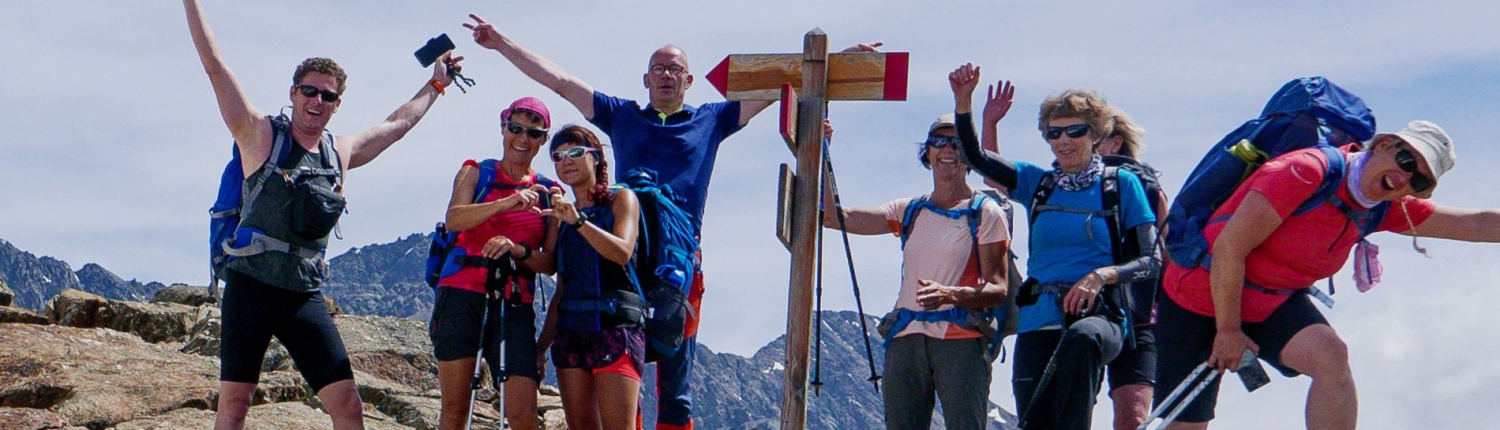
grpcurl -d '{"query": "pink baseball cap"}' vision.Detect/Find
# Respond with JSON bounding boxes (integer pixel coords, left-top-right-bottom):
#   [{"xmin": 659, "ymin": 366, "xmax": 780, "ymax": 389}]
[{"xmin": 500, "ymin": 96, "xmax": 551, "ymax": 129}]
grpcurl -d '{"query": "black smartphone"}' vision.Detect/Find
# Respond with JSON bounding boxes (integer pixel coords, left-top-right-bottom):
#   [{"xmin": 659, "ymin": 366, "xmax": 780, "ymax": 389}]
[
  {"xmin": 1235, "ymin": 349, "xmax": 1271, "ymax": 392},
  {"xmin": 415, "ymin": 34, "xmax": 456, "ymax": 68}
]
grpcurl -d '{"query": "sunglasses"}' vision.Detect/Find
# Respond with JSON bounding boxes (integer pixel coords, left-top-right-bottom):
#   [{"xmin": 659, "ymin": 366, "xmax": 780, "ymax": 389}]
[
  {"xmin": 1043, "ymin": 124, "xmax": 1091, "ymax": 140},
  {"xmin": 294, "ymin": 84, "xmax": 340, "ymax": 103},
  {"xmin": 505, "ymin": 121, "xmax": 549, "ymax": 140},
  {"xmin": 925, "ymin": 135, "xmax": 959, "ymax": 148},
  {"xmin": 550, "ymin": 146, "xmax": 599, "ymax": 163},
  {"xmin": 648, "ymin": 64, "xmax": 687, "ymax": 76},
  {"xmin": 1394, "ymin": 148, "xmax": 1433, "ymax": 193}
]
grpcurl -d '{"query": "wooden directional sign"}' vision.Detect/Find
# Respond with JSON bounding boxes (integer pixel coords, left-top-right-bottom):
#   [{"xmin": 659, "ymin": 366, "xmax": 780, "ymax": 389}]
[{"xmin": 706, "ymin": 52, "xmax": 909, "ymax": 101}]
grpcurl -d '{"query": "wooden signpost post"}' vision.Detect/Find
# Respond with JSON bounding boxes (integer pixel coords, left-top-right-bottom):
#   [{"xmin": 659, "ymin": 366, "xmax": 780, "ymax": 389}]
[{"xmin": 706, "ymin": 29, "xmax": 907, "ymax": 430}]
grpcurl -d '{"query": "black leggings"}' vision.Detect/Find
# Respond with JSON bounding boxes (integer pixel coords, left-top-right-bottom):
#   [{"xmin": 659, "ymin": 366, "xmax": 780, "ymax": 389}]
[{"xmin": 219, "ymin": 269, "xmax": 353, "ymax": 392}]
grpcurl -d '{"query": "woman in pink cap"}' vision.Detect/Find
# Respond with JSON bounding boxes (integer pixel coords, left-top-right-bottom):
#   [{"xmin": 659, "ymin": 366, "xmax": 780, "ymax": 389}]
[{"xmin": 431, "ymin": 97, "xmax": 557, "ymax": 430}]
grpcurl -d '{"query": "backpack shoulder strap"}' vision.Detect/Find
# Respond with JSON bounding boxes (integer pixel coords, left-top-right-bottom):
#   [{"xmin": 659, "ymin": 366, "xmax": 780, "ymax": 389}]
[
  {"xmin": 899, "ymin": 194, "xmax": 929, "ymax": 250},
  {"xmin": 1101, "ymin": 166, "xmax": 1125, "ymax": 264},
  {"xmin": 967, "ymin": 192, "xmax": 990, "ymax": 277},
  {"xmin": 1293, "ymin": 147, "xmax": 1348, "ymax": 216},
  {"xmin": 1029, "ymin": 172, "xmax": 1058, "ymax": 229},
  {"xmin": 474, "ymin": 159, "xmax": 501, "ymax": 203},
  {"xmin": 318, "ymin": 130, "xmax": 343, "ymax": 189}
]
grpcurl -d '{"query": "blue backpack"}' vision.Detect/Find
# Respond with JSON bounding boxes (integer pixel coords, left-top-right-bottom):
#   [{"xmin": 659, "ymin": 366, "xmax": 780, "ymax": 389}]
[
  {"xmin": 423, "ymin": 160, "xmax": 556, "ymax": 290},
  {"xmin": 1164, "ymin": 76, "xmax": 1387, "ymax": 302},
  {"xmin": 880, "ymin": 192, "xmax": 1016, "ymax": 362},
  {"xmin": 209, "ymin": 114, "xmax": 340, "ymax": 295},
  {"xmin": 616, "ymin": 167, "xmax": 702, "ymax": 363}
]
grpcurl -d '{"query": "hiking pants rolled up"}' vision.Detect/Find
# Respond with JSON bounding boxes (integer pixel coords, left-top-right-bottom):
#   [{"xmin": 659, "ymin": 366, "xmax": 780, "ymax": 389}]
[
  {"xmin": 1012, "ymin": 315, "xmax": 1123, "ymax": 430},
  {"xmin": 882, "ymin": 335, "xmax": 992, "ymax": 430}
]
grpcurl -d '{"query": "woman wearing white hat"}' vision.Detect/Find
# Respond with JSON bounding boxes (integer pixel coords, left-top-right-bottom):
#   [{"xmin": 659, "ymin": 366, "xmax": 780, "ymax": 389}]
[{"xmin": 1154, "ymin": 119, "xmax": 1500, "ymax": 429}]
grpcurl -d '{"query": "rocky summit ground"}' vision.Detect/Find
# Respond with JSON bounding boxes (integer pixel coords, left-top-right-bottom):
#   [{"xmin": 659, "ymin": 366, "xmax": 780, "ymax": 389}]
[{"xmin": 0, "ymin": 286, "xmax": 562, "ymax": 430}]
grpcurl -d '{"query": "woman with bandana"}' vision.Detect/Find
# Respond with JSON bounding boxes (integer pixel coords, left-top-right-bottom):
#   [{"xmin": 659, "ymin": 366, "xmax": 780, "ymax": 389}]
[{"xmin": 948, "ymin": 63, "xmax": 1160, "ymax": 430}]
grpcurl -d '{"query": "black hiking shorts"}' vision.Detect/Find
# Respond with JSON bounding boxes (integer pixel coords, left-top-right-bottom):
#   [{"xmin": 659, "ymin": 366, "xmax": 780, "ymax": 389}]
[
  {"xmin": 219, "ymin": 269, "xmax": 353, "ymax": 393},
  {"xmin": 430, "ymin": 286, "xmax": 539, "ymax": 384}
]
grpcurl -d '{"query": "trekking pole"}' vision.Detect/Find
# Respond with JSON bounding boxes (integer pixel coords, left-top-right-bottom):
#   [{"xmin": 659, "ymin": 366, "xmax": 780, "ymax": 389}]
[
  {"xmin": 1137, "ymin": 362, "xmax": 1217, "ymax": 430},
  {"xmin": 821, "ymin": 134, "xmax": 882, "ymax": 393},
  {"xmin": 810, "ymin": 200, "xmax": 826, "ymax": 396},
  {"xmin": 466, "ymin": 258, "xmax": 513, "ymax": 430}
]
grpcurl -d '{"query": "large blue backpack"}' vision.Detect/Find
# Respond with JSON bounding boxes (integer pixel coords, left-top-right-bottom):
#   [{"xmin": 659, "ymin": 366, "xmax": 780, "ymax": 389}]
[
  {"xmin": 1164, "ymin": 76, "xmax": 1387, "ymax": 302},
  {"xmin": 881, "ymin": 192, "xmax": 1016, "ymax": 362},
  {"xmin": 209, "ymin": 114, "xmax": 340, "ymax": 296},
  {"xmin": 616, "ymin": 167, "xmax": 702, "ymax": 363},
  {"xmin": 423, "ymin": 160, "xmax": 556, "ymax": 290}
]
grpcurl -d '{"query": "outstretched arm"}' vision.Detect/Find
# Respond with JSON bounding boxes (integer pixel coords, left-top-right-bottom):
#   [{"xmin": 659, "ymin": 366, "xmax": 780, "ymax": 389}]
[
  {"xmin": 336, "ymin": 53, "xmax": 462, "ymax": 170},
  {"xmin": 1400, "ymin": 203, "xmax": 1500, "ymax": 242},
  {"xmin": 466, "ymin": 14, "xmax": 596, "ymax": 119},
  {"xmin": 182, "ymin": 0, "xmax": 271, "ymax": 169},
  {"xmin": 817, "ymin": 119, "xmax": 891, "ymax": 235},
  {"xmin": 949, "ymin": 64, "xmax": 1019, "ymax": 188}
]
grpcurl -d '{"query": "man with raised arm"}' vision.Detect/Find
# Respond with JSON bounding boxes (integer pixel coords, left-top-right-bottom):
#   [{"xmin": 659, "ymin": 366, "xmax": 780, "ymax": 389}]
[
  {"xmin": 183, "ymin": 1, "xmax": 463, "ymax": 429},
  {"xmin": 463, "ymin": 14, "xmax": 875, "ymax": 429}
]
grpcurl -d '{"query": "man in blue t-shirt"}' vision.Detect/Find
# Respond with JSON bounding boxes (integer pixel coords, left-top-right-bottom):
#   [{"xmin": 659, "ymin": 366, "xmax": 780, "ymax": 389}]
[{"xmin": 464, "ymin": 14, "xmax": 880, "ymax": 429}]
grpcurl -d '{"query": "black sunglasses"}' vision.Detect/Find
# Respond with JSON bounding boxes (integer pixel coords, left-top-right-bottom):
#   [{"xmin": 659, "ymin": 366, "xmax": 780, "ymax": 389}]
[
  {"xmin": 294, "ymin": 84, "xmax": 340, "ymax": 103},
  {"xmin": 505, "ymin": 121, "xmax": 549, "ymax": 140},
  {"xmin": 925, "ymin": 135, "xmax": 959, "ymax": 148},
  {"xmin": 1043, "ymin": 124, "xmax": 1091, "ymax": 140},
  {"xmin": 1395, "ymin": 148, "xmax": 1433, "ymax": 193},
  {"xmin": 550, "ymin": 146, "xmax": 599, "ymax": 163}
]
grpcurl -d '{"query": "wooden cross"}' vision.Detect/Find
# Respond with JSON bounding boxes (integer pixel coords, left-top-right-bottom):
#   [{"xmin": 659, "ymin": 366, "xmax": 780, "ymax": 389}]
[{"xmin": 706, "ymin": 28, "xmax": 908, "ymax": 430}]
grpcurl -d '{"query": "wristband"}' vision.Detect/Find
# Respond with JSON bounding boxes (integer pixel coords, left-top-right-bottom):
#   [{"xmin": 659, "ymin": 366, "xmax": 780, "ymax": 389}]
[
  {"xmin": 517, "ymin": 243, "xmax": 533, "ymax": 260},
  {"xmin": 569, "ymin": 218, "xmax": 585, "ymax": 229},
  {"xmin": 429, "ymin": 79, "xmax": 445, "ymax": 95}
]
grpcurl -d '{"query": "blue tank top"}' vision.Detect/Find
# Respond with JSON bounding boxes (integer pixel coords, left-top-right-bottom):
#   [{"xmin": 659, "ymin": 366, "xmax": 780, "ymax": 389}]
[{"xmin": 555, "ymin": 201, "xmax": 640, "ymax": 332}]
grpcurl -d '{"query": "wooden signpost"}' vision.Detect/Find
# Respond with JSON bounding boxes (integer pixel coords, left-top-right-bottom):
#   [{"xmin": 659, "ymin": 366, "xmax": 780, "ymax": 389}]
[{"xmin": 706, "ymin": 29, "xmax": 907, "ymax": 430}]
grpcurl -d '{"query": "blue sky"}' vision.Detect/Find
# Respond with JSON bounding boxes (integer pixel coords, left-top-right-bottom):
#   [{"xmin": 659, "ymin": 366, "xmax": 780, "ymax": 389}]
[{"xmin": 4, "ymin": 1, "xmax": 1499, "ymax": 428}]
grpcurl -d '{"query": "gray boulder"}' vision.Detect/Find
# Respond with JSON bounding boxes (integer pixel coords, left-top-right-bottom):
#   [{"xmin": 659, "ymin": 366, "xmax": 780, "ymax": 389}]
[{"xmin": 152, "ymin": 283, "xmax": 217, "ymax": 307}]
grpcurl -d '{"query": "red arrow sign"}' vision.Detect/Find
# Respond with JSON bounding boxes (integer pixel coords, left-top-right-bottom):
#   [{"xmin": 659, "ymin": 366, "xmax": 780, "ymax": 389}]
[{"xmin": 706, "ymin": 52, "xmax": 908, "ymax": 101}]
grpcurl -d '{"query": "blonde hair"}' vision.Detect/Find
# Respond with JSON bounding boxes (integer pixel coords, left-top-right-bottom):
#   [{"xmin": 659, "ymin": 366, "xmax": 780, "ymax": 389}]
[{"xmin": 1037, "ymin": 89, "xmax": 1115, "ymax": 142}]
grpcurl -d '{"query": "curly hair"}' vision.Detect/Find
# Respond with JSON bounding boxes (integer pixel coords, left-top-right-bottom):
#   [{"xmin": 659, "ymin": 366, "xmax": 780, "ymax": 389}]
[
  {"xmin": 548, "ymin": 124, "xmax": 613, "ymax": 206},
  {"xmin": 1037, "ymin": 89, "xmax": 1115, "ymax": 144},
  {"xmin": 293, "ymin": 57, "xmax": 348, "ymax": 94}
]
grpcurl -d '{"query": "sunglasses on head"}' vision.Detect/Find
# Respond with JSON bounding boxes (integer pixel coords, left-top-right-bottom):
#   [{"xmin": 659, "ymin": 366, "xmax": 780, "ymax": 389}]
[
  {"xmin": 925, "ymin": 135, "xmax": 959, "ymax": 148},
  {"xmin": 505, "ymin": 121, "xmax": 549, "ymax": 140},
  {"xmin": 551, "ymin": 146, "xmax": 599, "ymax": 163},
  {"xmin": 1043, "ymin": 124, "xmax": 1091, "ymax": 140},
  {"xmin": 1394, "ymin": 148, "xmax": 1434, "ymax": 193},
  {"xmin": 294, "ymin": 84, "xmax": 340, "ymax": 103}
]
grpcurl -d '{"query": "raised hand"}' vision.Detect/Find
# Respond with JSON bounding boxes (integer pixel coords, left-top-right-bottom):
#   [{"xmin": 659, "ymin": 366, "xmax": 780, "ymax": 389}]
[
  {"xmin": 464, "ymin": 14, "xmax": 504, "ymax": 51},
  {"xmin": 840, "ymin": 41, "xmax": 884, "ymax": 53},
  {"xmin": 948, "ymin": 63, "xmax": 981, "ymax": 97},
  {"xmin": 432, "ymin": 52, "xmax": 465, "ymax": 86},
  {"xmin": 983, "ymin": 80, "xmax": 1015, "ymax": 126}
]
